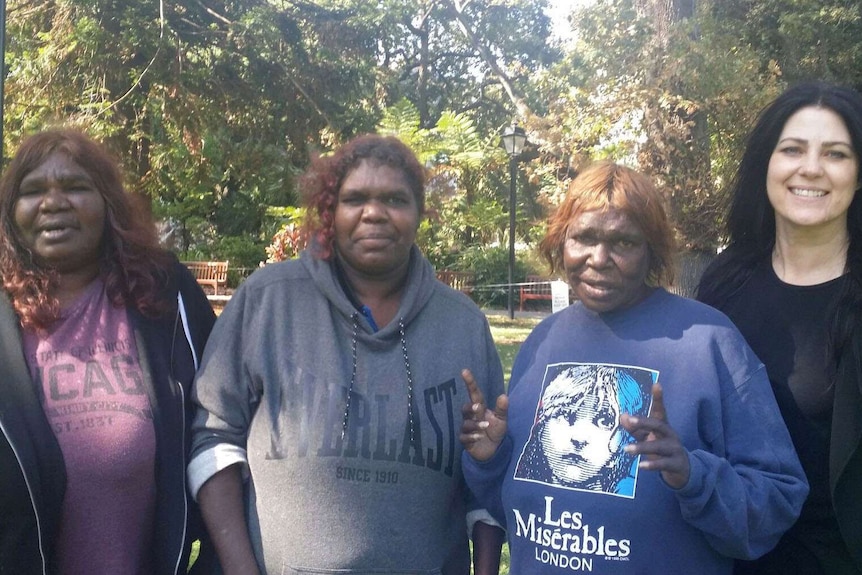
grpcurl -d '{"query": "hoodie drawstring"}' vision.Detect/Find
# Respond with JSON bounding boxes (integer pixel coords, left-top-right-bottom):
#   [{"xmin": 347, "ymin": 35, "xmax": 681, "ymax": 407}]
[{"xmin": 341, "ymin": 314, "xmax": 417, "ymax": 446}]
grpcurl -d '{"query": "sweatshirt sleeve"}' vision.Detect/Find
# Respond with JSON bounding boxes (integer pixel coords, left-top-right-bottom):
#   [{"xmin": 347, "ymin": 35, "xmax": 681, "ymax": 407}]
[
  {"xmin": 673, "ymin": 356, "xmax": 809, "ymax": 560},
  {"xmin": 187, "ymin": 283, "xmax": 261, "ymax": 499},
  {"xmin": 465, "ymin": 316, "xmax": 507, "ymax": 532},
  {"xmin": 462, "ymin": 436, "xmax": 513, "ymax": 527}
]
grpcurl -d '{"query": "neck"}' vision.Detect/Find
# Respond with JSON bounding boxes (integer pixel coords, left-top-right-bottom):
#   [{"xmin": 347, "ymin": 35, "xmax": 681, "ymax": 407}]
[
  {"xmin": 339, "ymin": 259, "xmax": 410, "ymax": 329},
  {"xmin": 772, "ymin": 222, "xmax": 849, "ymax": 285},
  {"xmin": 53, "ymin": 265, "xmax": 101, "ymax": 308}
]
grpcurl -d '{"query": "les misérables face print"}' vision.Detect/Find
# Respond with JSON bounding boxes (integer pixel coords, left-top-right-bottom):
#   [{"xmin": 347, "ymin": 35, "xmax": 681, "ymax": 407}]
[{"xmin": 514, "ymin": 363, "xmax": 657, "ymax": 498}]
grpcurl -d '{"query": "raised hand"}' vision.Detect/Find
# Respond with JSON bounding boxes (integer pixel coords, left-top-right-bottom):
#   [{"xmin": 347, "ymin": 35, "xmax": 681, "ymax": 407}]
[
  {"xmin": 459, "ymin": 368, "xmax": 509, "ymax": 462},
  {"xmin": 619, "ymin": 383, "xmax": 691, "ymax": 489}
]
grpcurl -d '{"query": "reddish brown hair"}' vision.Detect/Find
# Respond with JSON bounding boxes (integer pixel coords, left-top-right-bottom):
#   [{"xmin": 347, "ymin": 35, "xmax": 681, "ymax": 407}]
[
  {"xmin": 300, "ymin": 134, "xmax": 425, "ymax": 259},
  {"xmin": 0, "ymin": 129, "xmax": 171, "ymax": 329},
  {"xmin": 540, "ymin": 161, "xmax": 676, "ymax": 286}
]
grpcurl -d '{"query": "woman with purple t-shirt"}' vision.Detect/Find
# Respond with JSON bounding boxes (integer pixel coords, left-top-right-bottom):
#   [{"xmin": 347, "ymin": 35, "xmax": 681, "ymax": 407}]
[{"xmin": 0, "ymin": 129, "xmax": 216, "ymax": 574}]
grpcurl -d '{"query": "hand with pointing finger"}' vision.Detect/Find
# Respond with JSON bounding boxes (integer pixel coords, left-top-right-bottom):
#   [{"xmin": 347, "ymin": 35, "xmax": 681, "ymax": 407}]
[
  {"xmin": 459, "ymin": 368, "xmax": 509, "ymax": 462},
  {"xmin": 619, "ymin": 383, "xmax": 690, "ymax": 489}
]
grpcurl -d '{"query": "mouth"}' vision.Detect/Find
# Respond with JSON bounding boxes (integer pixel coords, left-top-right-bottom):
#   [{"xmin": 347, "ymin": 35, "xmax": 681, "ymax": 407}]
[
  {"xmin": 789, "ymin": 187, "xmax": 828, "ymax": 198},
  {"xmin": 579, "ymin": 280, "xmax": 615, "ymax": 296},
  {"xmin": 561, "ymin": 452, "xmax": 586, "ymax": 464},
  {"xmin": 37, "ymin": 222, "xmax": 76, "ymax": 240},
  {"xmin": 355, "ymin": 235, "xmax": 394, "ymax": 246}
]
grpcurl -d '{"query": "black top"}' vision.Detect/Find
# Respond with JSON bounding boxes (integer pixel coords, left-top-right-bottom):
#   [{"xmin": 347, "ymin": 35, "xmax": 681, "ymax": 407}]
[{"xmin": 717, "ymin": 259, "xmax": 857, "ymax": 574}]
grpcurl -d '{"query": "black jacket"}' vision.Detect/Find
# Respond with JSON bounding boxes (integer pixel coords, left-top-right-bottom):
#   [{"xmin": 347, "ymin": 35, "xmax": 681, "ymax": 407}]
[{"xmin": 0, "ymin": 261, "xmax": 217, "ymax": 574}]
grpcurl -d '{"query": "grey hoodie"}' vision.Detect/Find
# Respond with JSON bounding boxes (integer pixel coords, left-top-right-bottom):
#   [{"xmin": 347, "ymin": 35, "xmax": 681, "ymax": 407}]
[{"xmin": 188, "ymin": 246, "xmax": 504, "ymax": 574}]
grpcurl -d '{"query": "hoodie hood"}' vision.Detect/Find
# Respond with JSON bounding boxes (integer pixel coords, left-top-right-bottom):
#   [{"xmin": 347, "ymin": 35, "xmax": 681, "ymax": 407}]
[{"xmin": 299, "ymin": 243, "xmax": 436, "ymax": 340}]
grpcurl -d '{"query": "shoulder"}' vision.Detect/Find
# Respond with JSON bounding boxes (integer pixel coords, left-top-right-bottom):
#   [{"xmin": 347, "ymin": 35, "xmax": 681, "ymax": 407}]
[
  {"xmin": 236, "ymin": 259, "xmax": 310, "ymax": 293},
  {"xmin": 426, "ymin": 281, "xmax": 491, "ymax": 326}
]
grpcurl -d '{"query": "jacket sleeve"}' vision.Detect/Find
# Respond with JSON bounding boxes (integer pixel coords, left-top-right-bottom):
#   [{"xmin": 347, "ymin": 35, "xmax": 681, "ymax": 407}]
[
  {"xmin": 187, "ymin": 283, "xmax": 260, "ymax": 500},
  {"xmin": 674, "ymin": 350, "xmax": 809, "ymax": 560},
  {"xmin": 464, "ymin": 316, "xmax": 507, "ymax": 533}
]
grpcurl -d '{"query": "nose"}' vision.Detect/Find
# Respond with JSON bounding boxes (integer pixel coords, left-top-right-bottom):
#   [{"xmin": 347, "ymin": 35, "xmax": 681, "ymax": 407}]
[
  {"xmin": 39, "ymin": 186, "xmax": 72, "ymax": 212},
  {"xmin": 360, "ymin": 199, "xmax": 387, "ymax": 222},
  {"xmin": 587, "ymin": 242, "xmax": 612, "ymax": 268},
  {"xmin": 799, "ymin": 151, "xmax": 825, "ymax": 178}
]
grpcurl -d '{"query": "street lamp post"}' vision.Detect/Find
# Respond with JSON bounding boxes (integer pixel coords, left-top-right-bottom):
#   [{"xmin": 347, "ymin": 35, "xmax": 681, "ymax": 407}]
[{"xmin": 500, "ymin": 124, "xmax": 527, "ymax": 320}]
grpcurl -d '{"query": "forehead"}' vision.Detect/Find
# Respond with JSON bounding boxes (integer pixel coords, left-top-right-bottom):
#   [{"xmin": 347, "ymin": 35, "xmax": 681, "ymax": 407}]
[
  {"xmin": 339, "ymin": 160, "xmax": 412, "ymax": 194},
  {"xmin": 779, "ymin": 106, "xmax": 852, "ymax": 142},
  {"xmin": 20, "ymin": 151, "xmax": 91, "ymax": 184},
  {"xmin": 568, "ymin": 208, "xmax": 644, "ymax": 236}
]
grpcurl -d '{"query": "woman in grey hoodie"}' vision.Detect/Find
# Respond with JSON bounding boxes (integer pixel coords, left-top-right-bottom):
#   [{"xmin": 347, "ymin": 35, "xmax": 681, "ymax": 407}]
[{"xmin": 188, "ymin": 134, "xmax": 506, "ymax": 575}]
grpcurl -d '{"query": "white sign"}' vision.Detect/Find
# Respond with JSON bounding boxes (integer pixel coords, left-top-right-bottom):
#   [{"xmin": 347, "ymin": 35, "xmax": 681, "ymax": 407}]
[{"xmin": 551, "ymin": 280, "xmax": 570, "ymax": 314}]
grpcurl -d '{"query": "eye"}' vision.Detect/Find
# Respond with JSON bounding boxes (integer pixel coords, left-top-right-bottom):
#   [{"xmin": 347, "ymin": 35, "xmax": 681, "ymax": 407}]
[
  {"xmin": 18, "ymin": 186, "xmax": 42, "ymax": 197},
  {"xmin": 340, "ymin": 195, "xmax": 365, "ymax": 206},
  {"xmin": 825, "ymin": 149, "xmax": 851, "ymax": 160},
  {"xmin": 778, "ymin": 145, "xmax": 803, "ymax": 156},
  {"xmin": 385, "ymin": 195, "xmax": 410, "ymax": 206},
  {"xmin": 593, "ymin": 409, "xmax": 616, "ymax": 431},
  {"xmin": 568, "ymin": 234, "xmax": 596, "ymax": 246}
]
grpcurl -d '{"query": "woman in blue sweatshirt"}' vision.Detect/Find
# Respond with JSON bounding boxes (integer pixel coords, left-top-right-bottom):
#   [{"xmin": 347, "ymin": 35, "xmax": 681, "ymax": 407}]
[{"xmin": 460, "ymin": 161, "xmax": 808, "ymax": 574}]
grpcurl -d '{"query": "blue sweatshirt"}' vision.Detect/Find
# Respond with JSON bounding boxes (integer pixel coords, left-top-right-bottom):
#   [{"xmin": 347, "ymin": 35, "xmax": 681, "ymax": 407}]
[{"xmin": 463, "ymin": 289, "xmax": 808, "ymax": 574}]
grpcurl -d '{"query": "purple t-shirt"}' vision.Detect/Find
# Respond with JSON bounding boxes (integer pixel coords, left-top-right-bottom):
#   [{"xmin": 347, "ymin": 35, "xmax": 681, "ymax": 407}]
[{"xmin": 23, "ymin": 279, "xmax": 156, "ymax": 575}]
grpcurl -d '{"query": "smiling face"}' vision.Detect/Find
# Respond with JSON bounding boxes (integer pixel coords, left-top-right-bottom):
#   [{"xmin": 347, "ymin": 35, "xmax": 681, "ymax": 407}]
[
  {"xmin": 13, "ymin": 151, "xmax": 106, "ymax": 277},
  {"xmin": 766, "ymin": 106, "xmax": 859, "ymax": 236},
  {"xmin": 333, "ymin": 160, "xmax": 420, "ymax": 282},
  {"xmin": 563, "ymin": 208, "xmax": 651, "ymax": 313}
]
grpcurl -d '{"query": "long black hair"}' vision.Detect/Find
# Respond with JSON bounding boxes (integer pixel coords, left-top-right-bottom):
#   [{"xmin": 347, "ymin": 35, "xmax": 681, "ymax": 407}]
[{"xmin": 697, "ymin": 81, "xmax": 862, "ymax": 359}]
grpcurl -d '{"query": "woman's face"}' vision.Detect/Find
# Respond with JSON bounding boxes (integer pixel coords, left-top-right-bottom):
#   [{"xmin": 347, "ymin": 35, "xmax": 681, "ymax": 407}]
[
  {"xmin": 767, "ymin": 106, "xmax": 859, "ymax": 236},
  {"xmin": 13, "ymin": 151, "xmax": 106, "ymax": 276},
  {"xmin": 563, "ymin": 208, "xmax": 651, "ymax": 313},
  {"xmin": 540, "ymin": 394, "xmax": 620, "ymax": 487},
  {"xmin": 333, "ymin": 160, "xmax": 420, "ymax": 281}
]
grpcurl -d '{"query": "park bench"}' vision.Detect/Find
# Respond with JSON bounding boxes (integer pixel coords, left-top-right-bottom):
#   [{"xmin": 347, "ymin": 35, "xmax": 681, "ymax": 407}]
[
  {"xmin": 436, "ymin": 270, "xmax": 475, "ymax": 294},
  {"xmin": 182, "ymin": 261, "xmax": 229, "ymax": 295},
  {"xmin": 520, "ymin": 275, "xmax": 553, "ymax": 311}
]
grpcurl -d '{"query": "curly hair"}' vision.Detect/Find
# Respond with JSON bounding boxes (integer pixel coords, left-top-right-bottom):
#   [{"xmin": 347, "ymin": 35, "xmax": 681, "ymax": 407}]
[
  {"xmin": 539, "ymin": 161, "xmax": 676, "ymax": 287},
  {"xmin": 0, "ymin": 129, "xmax": 172, "ymax": 330},
  {"xmin": 300, "ymin": 134, "xmax": 425, "ymax": 260}
]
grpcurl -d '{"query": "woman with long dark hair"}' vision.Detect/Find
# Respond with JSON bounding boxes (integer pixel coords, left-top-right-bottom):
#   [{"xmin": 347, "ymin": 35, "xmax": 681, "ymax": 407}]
[
  {"xmin": 0, "ymin": 129, "xmax": 215, "ymax": 574},
  {"xmin": 698, "ymin": 81, "xmax": 862, "ymax": 573}
]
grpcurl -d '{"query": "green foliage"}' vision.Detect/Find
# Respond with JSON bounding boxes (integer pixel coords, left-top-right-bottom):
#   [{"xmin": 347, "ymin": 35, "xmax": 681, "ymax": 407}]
[{"xmin": 455, "ymin": 245, "xmax": 531, "ymax": 308}]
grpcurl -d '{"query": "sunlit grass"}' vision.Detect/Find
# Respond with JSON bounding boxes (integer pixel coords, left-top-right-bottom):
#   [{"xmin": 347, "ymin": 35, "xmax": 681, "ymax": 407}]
[{"xmin": 487, "ymin": 314, "xmax": 543, "ymax": 384}]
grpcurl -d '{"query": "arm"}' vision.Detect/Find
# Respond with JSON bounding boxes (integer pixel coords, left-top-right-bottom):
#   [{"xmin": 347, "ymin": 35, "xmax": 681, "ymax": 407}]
[
  {"xmin": 629, "ymin": 356, "xmax": 807, "ymax": 559},
  {"xmin": 471, "ymin": 521, "xmax": 506, "ymax": 575},
  {"xmin": 679, "ymin": 364, "xmax": 808, "ymax": 559},
  {"xmin": 198, "ymin": 464, "xmax": 261, "ymax": 575}
]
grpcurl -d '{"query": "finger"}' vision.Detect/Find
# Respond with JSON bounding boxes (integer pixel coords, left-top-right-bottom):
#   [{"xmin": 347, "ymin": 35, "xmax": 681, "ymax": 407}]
[
  {"xmin": 461, "ymin": 368, "xmax": 486, "ymax": 408},
  {"xmin": 649, "ymin": 383, "xmax": 667, "ymax": 422},
  {"xmin": 460, "ymin": 419, "xmax": 489, "ymax": 436},
  {"xmin": 493, "ymin": 393, "xmax": 509, "ymax": 423},
  {"xmin": 625, "ymin": 437, "xmax": 682, "ymax": 459}
]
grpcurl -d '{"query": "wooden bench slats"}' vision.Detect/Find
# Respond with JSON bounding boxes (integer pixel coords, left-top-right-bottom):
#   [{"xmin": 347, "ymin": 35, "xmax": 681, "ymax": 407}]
[
  {"xmin": 182, "ymin": 261, "xmax": 229, "ymax": 295},
  {"xmin": 435, "ymin": 270, "xmax": 475, "ymax": 294},
  {"xmin": 520, "ymin": 275, "xmax": 552, "ymax": 311}
]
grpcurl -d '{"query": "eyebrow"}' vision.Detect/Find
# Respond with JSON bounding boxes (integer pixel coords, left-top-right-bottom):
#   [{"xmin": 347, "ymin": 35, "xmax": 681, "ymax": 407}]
[
  {"xmin": 21, "ymin": 174, "xmax": 95, "ymax": 186},
  {"xmin": 777, "ymin": 136, "xmax": 854, "ymax": 148}
]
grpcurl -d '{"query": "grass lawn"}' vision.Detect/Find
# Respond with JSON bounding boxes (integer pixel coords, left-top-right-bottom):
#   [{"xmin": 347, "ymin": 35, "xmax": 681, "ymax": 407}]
[
  {"xmin": 475, "ymin": 312, "xmax": 544, "ymax": 574},
  {"xmin": 486, "ymin": 313, "xmax": 543, "ymax": 384}
]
